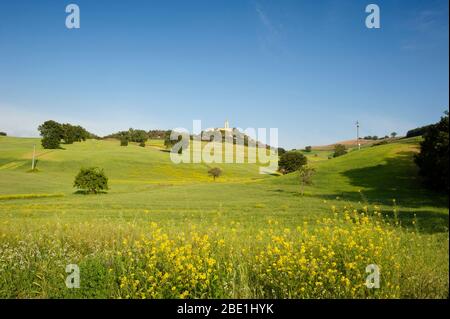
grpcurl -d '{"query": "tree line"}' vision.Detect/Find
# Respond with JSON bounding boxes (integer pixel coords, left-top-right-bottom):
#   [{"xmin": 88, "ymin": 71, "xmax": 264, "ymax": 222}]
[
  {"xmin": 38, "ymin": 120, "xmax": 98, "ymax": 149},
  {"xmin": 415, "ymin": 111, "xmax": 449, "ymax": 192},
  {"xmin": 104, "ymin": 129, "xmax": 169, "ymax": 147}
]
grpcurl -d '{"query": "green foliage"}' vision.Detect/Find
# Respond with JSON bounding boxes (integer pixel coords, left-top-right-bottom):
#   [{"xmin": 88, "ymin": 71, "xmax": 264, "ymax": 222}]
[
  {"xmin": 333, "ymin": 144, "xmax": 347, "ymax": 158},
  {"xmin": 407, "ymin": 124, "xmax": 434, "ymax": 138},
  {"xmin": 391, "ymin": 132, "xmax": 398, "ymax": 138},
  {"xmin": 62, "ymin": 124, "xmax": 91, "ymax": 144},
  {"xmin": 164, "ymin": 130, "xmax": 175, "ymax": 149},
  {"xmin": 139, "ymin": 141, "xmax": 146, "ymax": 147},
  {"xmin": 371, "ymin": 140, "xmax": 388, "ymax": 147},
  {"xmin": 106, "ymin": 128, "xmax": 153, "ymax": 143},
  {"xmin": 164, "ymin": 130, "xmax": 188, "ymax": 154},
  {"xmin": 73, "ymin": 167, "xmax": 109, "ymax": 194},
  {"xmin": 120, "ymin": 133, "xmax": 129, "ymax": 146},
  {"xmin": 147, "ymin": 130, "xmax": 169, "ymax": 140},
  {"xmin": 129, "ymin": 129, "xmax": 148, "ymax": 143},
  {"xmin": 208, "ymin": 167, "xmax": 222, "ymax": 181},
  {"xmin": 38, "ymin": 120, "xmax": 63, "ymax": 149},
  {"xmin": 415, "ymin": 112, "xmax": 449, "ymax": 192},
  {"xmin": 298, "ymin": 165, "xmax": 316, "ymax": 195},
  {"xmin": 277, "ymin": 147, "xmax": 286, "ymax": 156},
  {"xmin": 41, "ymin": 133, "xmax": 61, "ymax": 149},
  {"xmin": 304, "ymin": 146, "xmax": 312, "ymax": 152},
  {"xmin": 62, "ymin": 123, "xmax": 77, "ymax": 144},
  {"xmin": 279, "ymin": 151, "xmax": 307, "ymax": 174},
  {"xmin": 120, "ymin": 139, "xmax": 128, "ymax": 146},
  {"xmin": 38, "ymin": 120, "xmax": 63, "ymax": 138},
  {"xmin": 39, "ymin": 120, "xmax": 93, "ymax": 149},
  {"xmin": 0, "ymin": 132, "xmax": 6, "ymax": 136}
]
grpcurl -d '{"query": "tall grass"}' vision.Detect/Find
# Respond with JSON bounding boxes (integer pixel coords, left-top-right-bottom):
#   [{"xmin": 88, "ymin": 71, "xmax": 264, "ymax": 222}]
[{"xmin": 0, "ymin": 205, "xmax": 447, "ymax": 299}]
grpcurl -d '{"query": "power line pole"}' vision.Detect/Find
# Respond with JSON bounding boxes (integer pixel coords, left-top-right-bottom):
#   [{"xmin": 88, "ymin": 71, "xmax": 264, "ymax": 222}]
[
  {"xmin": 356, "ymin": 121, "xmax": 361, "ymax": 150},
  {"xmin": 31, "ymin": 144, "xmax": 36, "ymax": 170}
]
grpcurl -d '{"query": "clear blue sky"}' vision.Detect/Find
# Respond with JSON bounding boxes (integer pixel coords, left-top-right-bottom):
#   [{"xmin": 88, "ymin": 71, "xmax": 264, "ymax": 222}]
[{"xmin": 0, "ymin": 0, "xmax": 448, "ymax": 148}]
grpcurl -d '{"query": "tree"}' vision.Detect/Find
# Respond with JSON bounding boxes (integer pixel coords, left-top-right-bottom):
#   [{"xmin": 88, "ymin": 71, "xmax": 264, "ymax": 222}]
[
  {"xmin": 278, "ymin": 151, "xmax": 307, "ymax": 174},
  {"xmin": 304, "ymin": 146, "xmax": 312, "ymax": 152},
  {"xmin": 38, "ymin": 120, "xmax": 94, "ymax": 148},
  {"xmin": 414, "ymin": 112, "xmax": 449, "ymax": 192},
  {"xmin": 390, "ymin": 132, "xmax": 397, "ymax": 138},
  {"xmin": 120, "ymin": 136, "xmax": 129, "ymax": 146},
  {"xmin": 298, "ymin": 166, "xmax": 316, "ymax": 196},
  {"xmin": 333, "ymin": 144, "xmax": 347, "ymax": 158},
  {"xmin": 406, "ymin": 125, "xmax": 434, "ymax": 138},
  {"xmin": 73, "ymin": 125, "xmax": 89, "ymax": 141},
  {"xmin": 129, "ymin": 129, "xmax": 148, "ymax": 143},
  {"xmin": 41, "ymin": 135, "xmax": 61, "ymax": 149},
  {"xmin": 0, "ymin": 132, "xmax": 7, "ymax": 136},
  {"xmin": 38, "ymin": 120, "xmax": 63, "ymax": 149},
  {"xmin": 139, "ymin": 141, "xmax": 146, "ymax": 147},
  {"xmin": 164, "ymin": 130, "xmax": 175, "ymax": 149},
  {"xmin": 208, "ymin": 167, "xmax": 222, "ymax": 181},
  {"xmin": 73, "ymin": 167, "xmax": 109, "ymax": 194},
  {"xmin": 277, "ymin": 147, "xmax": 287, "ymax": 156},
  {"xmin": 164, "ymin": 130, "xmax": 188, "ymax": 154},
  {"xmin": 62, "ymin": 123, "xmax": 78, "ymax": 144}
]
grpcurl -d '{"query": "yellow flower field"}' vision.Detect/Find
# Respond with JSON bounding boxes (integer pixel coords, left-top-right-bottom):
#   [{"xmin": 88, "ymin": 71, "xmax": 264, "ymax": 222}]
[{"xmin": 0, "ymin": 205, "xmax": 447, "ymax": 299}]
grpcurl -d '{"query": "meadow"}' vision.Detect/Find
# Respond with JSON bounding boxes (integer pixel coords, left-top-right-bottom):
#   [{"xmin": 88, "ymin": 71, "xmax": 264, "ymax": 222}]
[{"xmin": 0, "ymin": 136, "xmax": 448, "ymax": 298}]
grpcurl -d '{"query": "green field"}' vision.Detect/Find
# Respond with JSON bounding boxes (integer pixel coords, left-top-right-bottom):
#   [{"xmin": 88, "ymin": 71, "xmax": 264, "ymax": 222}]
[{"xmin": 0, "ymin": 136, "xmax": 448, "ymax": 298}]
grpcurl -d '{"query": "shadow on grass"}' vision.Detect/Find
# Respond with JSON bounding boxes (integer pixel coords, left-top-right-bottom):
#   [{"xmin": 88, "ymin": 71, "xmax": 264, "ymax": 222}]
[
  {"xmin": 393, "ymin": 209, "xmax": 449, "ymax": 234},
  {"xmin": 316, "ymin": 151, "xmax": 448, "ymax": 208},
  {"xmin": 310, "ymin": 151, "xmax": 448, "ymax": 233},
  {"xmin": 73, "ymin": 190, "xmax": 108, "ymax": 195}
]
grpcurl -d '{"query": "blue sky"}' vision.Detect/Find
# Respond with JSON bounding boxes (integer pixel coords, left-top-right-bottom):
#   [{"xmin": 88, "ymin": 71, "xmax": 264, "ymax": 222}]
[{"xmin": 0, "ymin": 0, "xmax": 448, "ymax": 148}]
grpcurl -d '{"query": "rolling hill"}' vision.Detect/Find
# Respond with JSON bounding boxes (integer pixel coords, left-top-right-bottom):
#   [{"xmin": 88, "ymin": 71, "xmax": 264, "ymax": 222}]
[
  {"xmin": 0, "ymin": 135, "xmax": 447, "ymax": 233},
  {"xmin": 0, "ymin": 135, "xmax": 448, "ymax": 298}
]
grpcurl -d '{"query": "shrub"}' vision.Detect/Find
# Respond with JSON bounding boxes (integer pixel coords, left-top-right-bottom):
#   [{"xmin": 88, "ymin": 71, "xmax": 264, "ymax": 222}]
[
  {"xmin": 62, "ymin": 123, "xmax": 77, "ymax": 144},
  {"xmin": 139, "ymin": 141, "xmax": 146, "ymax": 147},
  {"xmin": 120, "ymin": 137, "xmax": 129, "ymax": 146},
  {"xmin": 129, "ymin": 129, "xmax": 148, "ymax": 143},
  {"xmin": 74, "ymin": 167, "xmax": 109, "ymax": 194},
  {"xmin": 371, "ymin": 140, "xmax": 388, "ymax": 147},
  {"xmin": 406, "ymin": 125, "xmax": 434, "ymax": 138},
  {"xmin": 38, "ymin": 120, "xmax": 63, "ymax": 149},
  {"xmin": 41, "ymin": 133, "xmax": 61, "ymax": 149},
  {"xmin": 277, "ymin": 147, "xmax": 286, "ymax": 156},
  {"xmin": 333, "ymin": 144, "xmax": 347, "ymax": 158},
  {"xmin": 208, "ymin": 167, "xmax": 222, "ymax": 181},
  {"xmin": 298, "ymin": 166, "xmax": 315, "ymax": 195},
  {"xmin": 278, "ymin": 151, "xmax": 307, "ymax": 174},
  {"xmin": 0, "ymin": 132, "xmax": 6, "ymax": 136},
  {"xmin": 304, "ymin": 146, "xmax": 312, "ymax": 152},
  {"xmin": 415, "ymin": 112, "xmax": 449, "ymax": 192},
  {"xmin": 38, "ymin": 120, "xmax": 93, "ymax": 148}
]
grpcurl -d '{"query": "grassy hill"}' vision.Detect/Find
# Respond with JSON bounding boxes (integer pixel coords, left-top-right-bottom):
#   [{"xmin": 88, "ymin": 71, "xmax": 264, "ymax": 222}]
[
  {"xmin": 0, "ymin": 136, "xmax": 447, "ymax": 232},
  {"xmin": 0, "ymin": 135, "xmax": 448, "ymax": 298}
]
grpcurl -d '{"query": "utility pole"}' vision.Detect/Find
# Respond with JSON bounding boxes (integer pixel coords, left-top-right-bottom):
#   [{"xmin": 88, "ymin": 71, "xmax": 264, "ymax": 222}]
[
  {"xmin": 31, "ymin": 144, "xmax": 36, "ymax": 170},
  {"xmin": 356, "ymin": 121, "xmax": 361, "ymax": 150}
]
